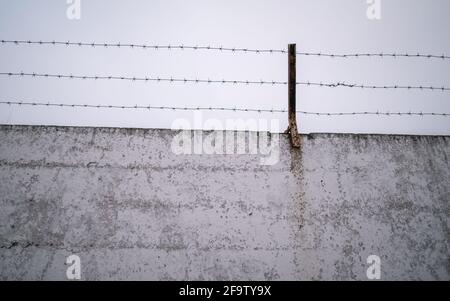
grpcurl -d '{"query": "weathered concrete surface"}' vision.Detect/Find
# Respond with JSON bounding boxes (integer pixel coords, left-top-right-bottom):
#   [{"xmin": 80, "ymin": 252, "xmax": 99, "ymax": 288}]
[{"xmin": 0, "ymin": 125, "xmax": 448, "ymax": 280}]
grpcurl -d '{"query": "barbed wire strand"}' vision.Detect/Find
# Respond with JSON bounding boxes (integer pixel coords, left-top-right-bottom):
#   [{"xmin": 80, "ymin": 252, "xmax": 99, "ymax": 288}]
[
  {"xmin": 1, "ymin": 72, "xmax": 449, "ymax": 91},
  {"xmin": 1, "ymin": 40, "xmax": 449, "ymax": 60},
  {"xmin": 0, "ymin": 72, "xmax": 286, "ymax": 85},
  {"xmin": 296, "ymin": 81, "xmax": 450, "ymax": 91},
  {"xmin": 0, "ymin": 101, "xmax": 449, "ymax": 117}
]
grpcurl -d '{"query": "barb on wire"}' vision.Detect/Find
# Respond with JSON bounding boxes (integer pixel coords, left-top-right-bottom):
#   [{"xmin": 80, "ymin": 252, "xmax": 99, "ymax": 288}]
[
  {"xmin": 0, "ymin": 101, "xmax": 449, "ymax": 117},
  {"xmin": 1, "ymin": 40, "xmax": 449, "ymax": 60},
  {"xmin": 1, "ymin": 72, "xmax": 449, "ymax": 91}
]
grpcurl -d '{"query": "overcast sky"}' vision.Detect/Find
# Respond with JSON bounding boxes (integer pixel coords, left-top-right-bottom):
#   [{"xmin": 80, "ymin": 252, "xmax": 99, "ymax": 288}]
[{"xmin": 0, "ymin": 0, "xmax": 449, "ymax": 134}]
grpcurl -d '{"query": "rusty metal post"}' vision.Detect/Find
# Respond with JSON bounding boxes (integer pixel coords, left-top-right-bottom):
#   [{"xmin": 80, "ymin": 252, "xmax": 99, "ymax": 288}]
[{"xmin": 287, "ymin": 44, "xmax": 301, "ymax": 148}]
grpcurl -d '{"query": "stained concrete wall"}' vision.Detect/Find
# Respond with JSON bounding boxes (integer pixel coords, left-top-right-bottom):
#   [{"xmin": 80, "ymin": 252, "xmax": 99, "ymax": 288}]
[{"xmin": 0, "ymin": 125, "xmax": 448, "ymax": 280}]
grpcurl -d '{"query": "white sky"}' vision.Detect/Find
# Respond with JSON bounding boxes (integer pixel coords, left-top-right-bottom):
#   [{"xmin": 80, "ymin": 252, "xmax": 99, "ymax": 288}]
[{"xmin": 0, "ymin": 0, "xmax": 449, "ymax": 135}]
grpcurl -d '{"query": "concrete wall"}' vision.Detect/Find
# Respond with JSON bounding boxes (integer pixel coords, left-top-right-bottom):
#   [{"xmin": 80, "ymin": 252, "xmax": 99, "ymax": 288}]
[{"xmin": 0, "ymin": 125, "xmax": 448, "ymax": 280}]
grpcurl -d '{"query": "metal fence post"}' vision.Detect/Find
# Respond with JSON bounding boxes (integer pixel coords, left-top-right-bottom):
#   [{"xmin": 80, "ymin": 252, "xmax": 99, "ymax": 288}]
[{"xmin": 287, "ymin": 43, "xmax": 301, "ymax": 148}]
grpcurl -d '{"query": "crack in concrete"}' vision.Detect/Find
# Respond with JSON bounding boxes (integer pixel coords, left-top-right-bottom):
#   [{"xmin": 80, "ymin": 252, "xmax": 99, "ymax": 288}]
[{"xmin": 0, "ymin": 159, "xmax": 288, "ymax": 173}]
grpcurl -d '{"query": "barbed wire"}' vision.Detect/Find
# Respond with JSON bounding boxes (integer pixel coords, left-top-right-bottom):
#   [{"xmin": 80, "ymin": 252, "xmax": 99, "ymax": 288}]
[
  {"xmin": 0, "ymin": 72, "xmax": 287, "ymax": 85},
  {"xmin": 1, "ymin": 40, "xmax": 449, "ymax": 60},
  {"xmin": 296, "ymin": 81, "xmax": 450, "ymax": 91},
  {"xmin": 0, "ymin": 40, "xmax": 288, "ymax": 54},
  {"xmin": 0, "ymin": 101, "xmax": 449, "ymax": 116},
  {"xmin": 296, "ymin": 52, "xmax": 450, "ymax": 59},
  {"xmin": 1, "ymin": 72, "xmax": 449, "ymax": 91}
]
